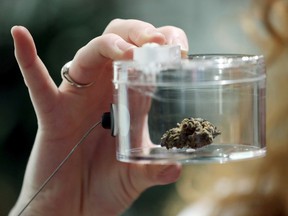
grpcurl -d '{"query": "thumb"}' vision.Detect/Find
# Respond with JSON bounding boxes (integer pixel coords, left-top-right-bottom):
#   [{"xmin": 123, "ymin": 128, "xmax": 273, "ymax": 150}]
[
  {"xmin": 131, "ymin": 163, "xmax": 182, "ymax": 193},
  {"xmin": 146, "ymin": 163, "xmax": 182, "ymax": 186}
]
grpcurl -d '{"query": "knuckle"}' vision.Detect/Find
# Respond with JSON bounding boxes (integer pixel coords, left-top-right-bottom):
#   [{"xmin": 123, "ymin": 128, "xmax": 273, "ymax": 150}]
[
  {"xmin": 160, "ymin": 25, "xmax": 186, "ymax": 37},
  {"xmin": 107, "ymin": 18, "xmax": 124, "ymax": 27}
]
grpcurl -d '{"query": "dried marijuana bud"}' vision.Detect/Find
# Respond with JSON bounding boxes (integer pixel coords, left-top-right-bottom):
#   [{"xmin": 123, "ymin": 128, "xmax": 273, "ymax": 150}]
[{"xmin": 160, "ymin": 118, "xmax": 221, "ymax": 149}]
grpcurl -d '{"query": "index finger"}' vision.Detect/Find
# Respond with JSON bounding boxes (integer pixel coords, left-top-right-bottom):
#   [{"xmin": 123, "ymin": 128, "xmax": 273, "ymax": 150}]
[{"xmin": 61, "ymin": 33, "xmax": 136, "ymax": 90}]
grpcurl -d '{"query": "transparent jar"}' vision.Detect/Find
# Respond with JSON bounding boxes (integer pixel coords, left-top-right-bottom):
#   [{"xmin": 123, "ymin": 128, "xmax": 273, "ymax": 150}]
[{"xmin": 113, "ymin": 54, "xmax": 266, "ymax": 164}]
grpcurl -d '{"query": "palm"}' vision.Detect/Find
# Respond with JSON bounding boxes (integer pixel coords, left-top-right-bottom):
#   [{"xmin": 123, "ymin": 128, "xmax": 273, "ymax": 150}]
[{"xmin": 26, "ymin": 60, "xmax": 124, "ymax": 215}]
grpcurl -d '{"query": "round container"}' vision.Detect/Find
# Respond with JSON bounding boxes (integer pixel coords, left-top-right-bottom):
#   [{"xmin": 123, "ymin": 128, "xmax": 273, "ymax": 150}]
[{"xmin": 113, "ymin": 54, "xmax": 266, "ymax": 164}]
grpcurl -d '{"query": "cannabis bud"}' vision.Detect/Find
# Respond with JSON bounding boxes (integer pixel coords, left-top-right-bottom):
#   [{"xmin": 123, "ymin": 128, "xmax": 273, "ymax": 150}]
[{"xmin": 160, "ymin": 117, "xmax": 221, "ymax": 149}]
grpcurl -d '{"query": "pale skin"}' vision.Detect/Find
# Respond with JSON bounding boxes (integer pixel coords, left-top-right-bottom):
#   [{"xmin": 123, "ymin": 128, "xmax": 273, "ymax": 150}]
[{"xmin": 9, "ymin": 19, "xmax": 189, "ymax": 216}]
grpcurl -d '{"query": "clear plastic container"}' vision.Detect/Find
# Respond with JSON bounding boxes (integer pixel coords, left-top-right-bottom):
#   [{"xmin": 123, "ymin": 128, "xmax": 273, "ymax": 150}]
[{"xmin": 112, "ymin": 54, "xmax": 266, "ymax": 164}]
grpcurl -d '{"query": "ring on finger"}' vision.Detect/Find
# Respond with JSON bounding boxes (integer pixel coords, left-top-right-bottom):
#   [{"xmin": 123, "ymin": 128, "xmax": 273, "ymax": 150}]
[{"xmin": 61, "ymin": 61, "xmax": 94, "ymax": 88}]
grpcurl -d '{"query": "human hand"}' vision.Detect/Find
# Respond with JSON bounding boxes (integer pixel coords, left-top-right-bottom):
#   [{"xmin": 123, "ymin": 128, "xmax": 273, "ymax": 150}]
[{"xmin": 10, "ymin": 19, "xmax": 188, "ymax": 216}]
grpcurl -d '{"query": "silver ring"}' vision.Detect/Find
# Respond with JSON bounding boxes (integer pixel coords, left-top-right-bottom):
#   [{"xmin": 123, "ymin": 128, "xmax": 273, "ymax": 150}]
[{"xmin": 61, "ymin": 61, "xmax": 94, "ymax": 88}]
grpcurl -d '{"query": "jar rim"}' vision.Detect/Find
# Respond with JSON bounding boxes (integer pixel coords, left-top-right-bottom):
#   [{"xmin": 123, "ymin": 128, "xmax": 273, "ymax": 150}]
[{"xmin": 113, "ymin": 54, "xmax": 266, "ymax": 87}]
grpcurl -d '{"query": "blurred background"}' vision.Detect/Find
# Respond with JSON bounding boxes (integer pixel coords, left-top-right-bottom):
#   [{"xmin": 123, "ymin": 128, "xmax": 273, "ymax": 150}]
[{"xmin": 0, "ymin": 0, "xmax": 262, "ymax": 215}]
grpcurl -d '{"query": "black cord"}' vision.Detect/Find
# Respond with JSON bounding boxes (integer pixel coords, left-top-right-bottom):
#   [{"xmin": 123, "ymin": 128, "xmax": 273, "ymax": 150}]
[{"xmin": 17, "ymin": 120, "xmax": 102, "ymax": 216}]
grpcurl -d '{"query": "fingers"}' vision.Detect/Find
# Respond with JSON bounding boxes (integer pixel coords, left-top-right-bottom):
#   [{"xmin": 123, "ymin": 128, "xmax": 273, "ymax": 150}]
[
  {"xmin": 104, "ymin": 19, "xmax": 188, "ymax": 51},
  {"xmin": 65, "ymin": 33, "xmax": 136, "ymax": 87},
  {"xmin": 157, "ymin": 25, "xmax": 189, "ymax": 54},
  {"xmin": 65, "ymin": 19, "xmax": 166, "ymax": 87},
  {"xmin": 103, "ymin": 19, "xmax": 166, "ymax": 46},
  {"xmin": 65, "ymin": 19, "xmax": 189, "ymax": 88},
  {"xmin": 11, "ymin": 26, "xmax": 58, "ymax": 115}
]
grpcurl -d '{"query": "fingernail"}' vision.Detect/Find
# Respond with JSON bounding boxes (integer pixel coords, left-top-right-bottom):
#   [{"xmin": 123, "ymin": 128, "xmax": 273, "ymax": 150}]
[
  {"xmin": 172, "ymin": 38, "xmax": 189, "ymax": 52},
  {"xmin": 115, "ymin": 39, "xmax": 136, "ymax": 52},
  {"xmin": 145, "ymin": 28, "xmax": 164, "ymax": 38}
]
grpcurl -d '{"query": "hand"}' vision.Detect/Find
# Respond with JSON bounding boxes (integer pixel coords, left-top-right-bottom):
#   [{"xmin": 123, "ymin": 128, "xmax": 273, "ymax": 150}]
[{"xmin": 10, "ymin": 19, "xmax": 189, "ymax": 216}]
